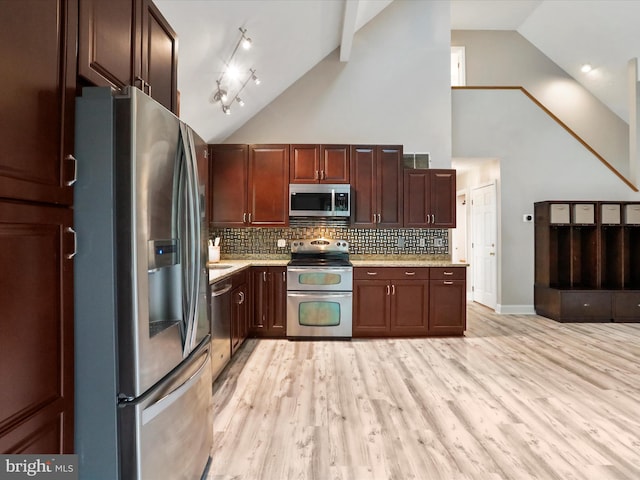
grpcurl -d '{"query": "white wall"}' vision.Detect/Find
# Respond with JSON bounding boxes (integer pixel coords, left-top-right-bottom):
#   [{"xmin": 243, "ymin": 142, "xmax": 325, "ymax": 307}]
[
  {"xmin": 451, "ymin": 30, "xmax": 631, "ymax": 179},
  {"xmin": 225, "ymin": 0, "xmax": 452, "ymax": 167},
  {"xmin": 453, "ymin": 88, "xmax": 640, "ymax": 310}
]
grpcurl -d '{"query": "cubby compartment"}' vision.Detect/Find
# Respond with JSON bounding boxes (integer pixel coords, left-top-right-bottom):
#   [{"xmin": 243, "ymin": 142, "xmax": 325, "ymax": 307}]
[
  {"xmin": 624, "ymin": 226, "xmax": 640, "ymax": 289},
  {"xmin": 548, "ymin": 226, "xmax": 572, "ymax": 288},
  {"xmin": 570, "ymin": 226, "xmax": 598, "ymax": 288},
  {"xmin": 600, "ymin": 226, "xmax": 623, "ymax": 289}
]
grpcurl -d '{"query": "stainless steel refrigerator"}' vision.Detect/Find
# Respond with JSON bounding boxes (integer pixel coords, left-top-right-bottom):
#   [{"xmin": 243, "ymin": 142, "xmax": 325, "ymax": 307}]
[{"xmin": 74, "ymin": 87, "xmax": 212, "ymax": 479}]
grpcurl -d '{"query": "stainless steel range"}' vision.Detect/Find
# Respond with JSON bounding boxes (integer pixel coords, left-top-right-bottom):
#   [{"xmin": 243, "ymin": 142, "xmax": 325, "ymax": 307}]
[{"xmin": 286, "ymin": 238, "xmax": 353, "ymax": 338}]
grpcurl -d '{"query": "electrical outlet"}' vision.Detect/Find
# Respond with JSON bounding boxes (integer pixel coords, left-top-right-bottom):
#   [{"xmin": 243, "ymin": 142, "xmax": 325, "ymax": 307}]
[
  {"xmin": 434, "ymin": 238, "xmax": 443, "ymax": 247},
  {"xmin": 418, "ymin": 238, "xmax": 426, "ymax": 248},
  {"xmin": 277, "ymin": 239, "xmax": 287, "ymax": 248}
]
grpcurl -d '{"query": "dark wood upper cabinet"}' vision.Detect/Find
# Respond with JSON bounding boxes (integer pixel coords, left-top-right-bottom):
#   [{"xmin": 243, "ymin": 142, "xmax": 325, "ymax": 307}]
[
  {"xmin": 78, "ymin": 0, "xmax": 135, "ymax": 90},
  {"xmin": 209, "ymin": 144, "xmax": 249, "ymax": 227},
  {"xmin": 0, "ymin": 0, "xmax": 77, "ymax": 206},
  {"xmin": 248, "ymin": 145, "xmax": 289, "ymax": 227},
  {"xmin": 404, "ymin": 169, "xmax": 456, "ymax": 228},
  {"xmin": 290, "ymin": 144, "xmax": 349, "ymax": 183},
  {"xmin": 350, "ymin": 145, "xmax": 403, "ymax": 228},
  {"xmin": 78, "ymin": 0, "xmax": 178, "ymax": 114},
  {"xmin": 210, "ymin": 144, "xmax": 289, "ymax": 227},
  {"xmin": 140, "ymin": 0, "xmax": 178, "ymax": 114}
]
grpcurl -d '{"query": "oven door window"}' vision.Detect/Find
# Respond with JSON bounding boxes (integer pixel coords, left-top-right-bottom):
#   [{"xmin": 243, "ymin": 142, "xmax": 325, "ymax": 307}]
[
  {"xmin": 297, "ymin": 272, "xmax": 341, "ymax": 286},
  {"xmin": 298, "ymin": 301, "xmax": 341, "ymax": 327}
]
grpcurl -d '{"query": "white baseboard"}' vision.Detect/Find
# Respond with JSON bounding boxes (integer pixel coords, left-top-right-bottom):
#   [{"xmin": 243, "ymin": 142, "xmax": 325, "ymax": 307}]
[{"xmin": 495, "ymin": 304, "xmax": 536, "ymax": 315}]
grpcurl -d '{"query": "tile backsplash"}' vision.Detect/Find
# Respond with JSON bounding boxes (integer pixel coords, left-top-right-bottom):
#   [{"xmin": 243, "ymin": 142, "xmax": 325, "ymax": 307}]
[{"xmin": 209, "ymin": 226, "xmax": 449, "ymax": 257}]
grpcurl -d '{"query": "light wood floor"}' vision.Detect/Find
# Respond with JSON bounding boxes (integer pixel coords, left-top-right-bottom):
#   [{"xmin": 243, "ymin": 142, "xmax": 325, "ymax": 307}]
[{"xmin": 208, "ymin": 303, "xmax": 640, "ymax": 480}]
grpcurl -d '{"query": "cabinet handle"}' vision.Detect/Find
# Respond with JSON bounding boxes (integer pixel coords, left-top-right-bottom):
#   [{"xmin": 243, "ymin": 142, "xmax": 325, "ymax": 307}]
[
  {"xmin": 583, "ymin": 303, "xmax": 590, "ymax": 307},
  {"xmin": 432, "ymin": 214, "xmax": 435, "ymax": 224},
  {"xmin": 443, "ymin": 271, "xmax": 453, "ymax": 275},
  {"xmin": 443, "ymin": 281, "xmax": 453, "ymax": 285},
  {"xmin": 386, "ymin": 285, "xmax": 390, "ymax": 295},
  {"xmin": 282, "ymin": 270, "xmax": 286, "ymax": 282},
  {"xmin": 315, "ymin": 170, "xmax": 319, "ymax": 180},
  {"xmin": 263, "ymin": 271, "xmax": 267, "ymax": 282},
  {"xmin": 366, "ymin": 271, "xmax": 378, "ymax": 276},
  {"xmin": 238, "ymin": 291, "xmax": 245, "ymax": 304},
  {"xmin": 391, "ymin": 284, "xmax": 395, "ymax": 295},
  {"xmin": 321, "ymin": 170, "xmax": 326, "ymax": 180},
  {"xmin": 404, "ymin": 271, "xmax": 415, "ymax": 276},
  {"xmin": 426, "ymin": 214, "xmax": 430, "ymax": 224},
  {"xmin": 65, "ymin": 155, "xmax": 77, "ymax": 186},
  {"xmin": 377, "ymin": 213, "xmax": 381, "ymax": 223},
  {"xmin": 373, "ymin": 213, "xmax": 376, "ymax": 224},
  {"xmin": 248, "ymin": 213, "xmax": 252, "ymax": 223},
  {"xmin": 65, "ymin": 227, "xmax": 77, "ymax": 259},
  {"xmin": 243, "ymin": 212, "xmax": 247, "ymax": 223}
]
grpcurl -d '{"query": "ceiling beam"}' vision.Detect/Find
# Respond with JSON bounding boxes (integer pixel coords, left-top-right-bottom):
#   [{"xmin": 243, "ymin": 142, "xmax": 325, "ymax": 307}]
[{"xmin": 340, "ymin": 0, "xmax": 359, "ymax": 62}]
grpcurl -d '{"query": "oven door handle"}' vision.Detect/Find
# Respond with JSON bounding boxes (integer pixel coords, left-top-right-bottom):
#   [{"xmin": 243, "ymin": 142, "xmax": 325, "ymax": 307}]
[
  {"xmin": 287, "ymin": 292, "xmax": 352, "ymax": 298},
  {"xmin": 287, "ymin": 267, "xmax": 353, "ymax": 273}
]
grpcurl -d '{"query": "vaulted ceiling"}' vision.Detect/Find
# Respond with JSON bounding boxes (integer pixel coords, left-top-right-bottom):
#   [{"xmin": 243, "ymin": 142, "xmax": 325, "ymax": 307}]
[{"xmin": 155, "ymin": 0, "xmax": 640, "ymax": 144}]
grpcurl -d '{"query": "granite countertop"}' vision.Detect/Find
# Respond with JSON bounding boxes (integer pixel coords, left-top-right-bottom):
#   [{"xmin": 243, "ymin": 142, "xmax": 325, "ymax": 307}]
[{"xmin": 208, "ymin": 256, "xmax": 467, "ymax": 283}]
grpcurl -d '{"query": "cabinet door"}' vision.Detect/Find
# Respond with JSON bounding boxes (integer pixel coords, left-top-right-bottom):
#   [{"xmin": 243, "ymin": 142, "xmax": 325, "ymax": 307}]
[
  {"xmin": 0, "ymin": 201, "xmax": 74, "ymax": 453},
  {"xmin": 0, "ymin": 0, "xmax": 77, "ymax": 206},
  {"xmin": 268, "ymin": 267, "xmax": 287, "ymax": 336},
  {"xmin": 78, "ymin": 0, "xmax": 135, "ymax": 90},
  {"xmin": 377, "ymin": 146, "xmax": 403, "ymax": 228},
  {"xmin": 390, "ymin": 280, "xmax": 429, "ymax": 336},
  {"xmin": 320, "ymin": 145, "xmax": 350, "ymax": 183},
  {"xmin": 250, "ymin": 268, "xmax": 269, "ymax": 334},
  {"xmin": 290, "ymin": 144, "xmax": 320, "ymax": 183},
  {"xmin": 428, "ymin": 279, "xmax": 466, "ymax": 335},
  {"xmin": 430, "ymin": 170, "xmax": 456, "ymax": 228},
  {"xmin": 353, "ymin": 280, "xmax": 390, "ymax": 336},
  {"xmin": 139, "ymin": 0, "xmax": 178, "ymax": 114},
  {"xmin": 248, "ymin": 145, "xmax": 289, "ymax": 227},
  {"xmin": 403, "ymin": 170, "xmax": 429, "ymax": 227},
  {"xmin": 210, "ymin": 145, "xmax": 248, "ymax": 227},
  {"xmin": 350, "ymin": 146, "xmax": 377, "ymax": 227}
]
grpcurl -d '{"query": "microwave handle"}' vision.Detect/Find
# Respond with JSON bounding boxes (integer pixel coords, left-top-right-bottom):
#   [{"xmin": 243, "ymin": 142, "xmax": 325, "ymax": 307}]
[{"xmin": 331, "ymin": 188, "xmax": 335, "ymax": 213}]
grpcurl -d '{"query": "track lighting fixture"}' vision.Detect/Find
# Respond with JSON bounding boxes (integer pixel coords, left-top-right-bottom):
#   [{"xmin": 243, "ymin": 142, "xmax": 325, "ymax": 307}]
[{"xmin": 209, "ymin": 27, "xmax": 261, "ymax": 116}]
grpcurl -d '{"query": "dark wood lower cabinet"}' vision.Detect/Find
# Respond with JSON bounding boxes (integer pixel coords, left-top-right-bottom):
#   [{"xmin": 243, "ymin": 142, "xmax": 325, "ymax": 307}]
[
  {"xmin": 353, "ymin": 266, "xmax": 465, "ymax": 337},
  {"xmin": 0, "ymin": 201, "xmax": 74, "ymax": 453},
  {"xmin": 250, "ymin": 267, "xmax": 287, "ymax": 337}
]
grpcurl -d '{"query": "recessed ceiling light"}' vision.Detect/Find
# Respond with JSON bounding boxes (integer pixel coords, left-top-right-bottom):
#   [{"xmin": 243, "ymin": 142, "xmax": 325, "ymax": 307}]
[{"xmin": 581, "ymin": 64, "xmax": 593, "ymax": 73}]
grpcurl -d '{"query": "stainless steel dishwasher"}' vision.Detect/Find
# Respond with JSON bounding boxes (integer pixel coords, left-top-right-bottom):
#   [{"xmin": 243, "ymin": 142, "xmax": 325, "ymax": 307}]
[{"xmin": 210, "ymin": 280, "xmax": 232, "ymax": 381}]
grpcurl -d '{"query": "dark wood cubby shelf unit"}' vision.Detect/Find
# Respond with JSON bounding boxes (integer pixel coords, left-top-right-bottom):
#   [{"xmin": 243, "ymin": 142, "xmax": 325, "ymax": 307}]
[{"xmin": 535, "ymin": 201, "xmax": 640, "ymax": 323}]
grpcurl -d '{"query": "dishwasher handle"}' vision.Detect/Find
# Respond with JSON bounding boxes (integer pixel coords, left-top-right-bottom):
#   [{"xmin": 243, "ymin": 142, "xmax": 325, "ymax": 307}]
[{"xmin": 211, "ymin": 283, "xmax": 233, "ymax": 297}]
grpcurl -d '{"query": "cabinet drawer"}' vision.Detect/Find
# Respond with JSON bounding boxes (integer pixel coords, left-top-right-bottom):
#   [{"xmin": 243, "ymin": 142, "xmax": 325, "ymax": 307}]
[
  {"xmin": 354, "ymin": 267, "xmax": 429, "ymax": 280},
  {"xmin": 601, "ymin": 204, "xmax": 621, "ymax": 224},
  {"xmin": 561, "ymin": 291, "xmax": 611, "ymax": 319},
  {"xmin": 613, "ymin": 292, "xmax": 640, "ymax": 320},
  {"xmin": 550, "ymin": 204, "xmax": 570, "ymax": 224},
  {"xmin": 573, "ymin": 203, "xmax": 595, "ymax": 224},
  {"xmin": 430, "ymin": 267, "xmax": 466, "ymax": 280},
  {"xmin": 625, "ymin": 204, "xmax": 640, "ymax": 224}
]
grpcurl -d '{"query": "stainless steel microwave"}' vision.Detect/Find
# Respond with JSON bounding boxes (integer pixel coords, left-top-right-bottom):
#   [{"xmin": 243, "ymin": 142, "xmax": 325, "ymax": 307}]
[{"xmin": 289, "ymin": 184, "xmax": 351, "ymax": 217}]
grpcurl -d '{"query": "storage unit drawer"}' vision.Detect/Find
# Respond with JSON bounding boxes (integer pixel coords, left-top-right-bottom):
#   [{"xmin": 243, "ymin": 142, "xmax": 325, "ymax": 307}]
[
  {"xmin": 560, "ymin": 291, "xmax": 611, "ymax": 320},
  {"xmin": 613, "ymin": 292, "xmax": 640, "ymax": 321},
  {"xmin": 430, "ymin": 267, "xmax": 466, "ymax": 280},
  {"xmin": 382, "ymin": 267, "xmax": 430, "ymax": 280},
  {"xmin": 573, "ymin": 203, "xmax": 595, "ymax": 224},
  {"xmin": 601, "ymin": 204, "xmax": 621, "ymax": 224},
  {"xmin": 625, "ymin": 204, "xmax": 640, "ymax": 224},
  {"xmin": 550, "ymin": 203, "xmax": 570, "ymax": 224}
]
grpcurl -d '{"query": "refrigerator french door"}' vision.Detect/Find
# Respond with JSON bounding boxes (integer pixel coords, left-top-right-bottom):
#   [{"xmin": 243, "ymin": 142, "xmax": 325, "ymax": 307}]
[{"xmin": 74, "ymin": 86, "xmax": 212, "ymax": 480}]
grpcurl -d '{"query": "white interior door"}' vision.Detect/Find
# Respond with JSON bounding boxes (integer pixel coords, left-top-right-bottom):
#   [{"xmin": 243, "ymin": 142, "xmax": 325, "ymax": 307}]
[{"xmin": 471, "ymin": 182, "xmax": 497, "ymax": 309}]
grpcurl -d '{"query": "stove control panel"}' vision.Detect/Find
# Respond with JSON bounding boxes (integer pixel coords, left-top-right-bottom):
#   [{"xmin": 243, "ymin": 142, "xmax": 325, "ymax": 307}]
[{"xmin": 290, "ymin": 238, "xmax": 349, "ymax": 253}]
